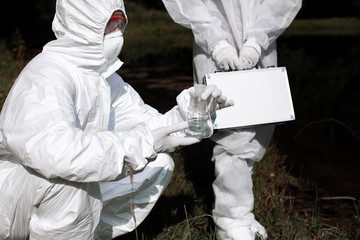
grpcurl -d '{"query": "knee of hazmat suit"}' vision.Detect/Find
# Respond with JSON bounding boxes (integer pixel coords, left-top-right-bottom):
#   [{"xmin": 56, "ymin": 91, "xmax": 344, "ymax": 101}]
[
  {"xmin": 0, "ymin": 0, "xmax": 185, "ymax": 238},
  {"xmin": 97, "ymin": 153, "xmax": 174, "ymax": 239}
]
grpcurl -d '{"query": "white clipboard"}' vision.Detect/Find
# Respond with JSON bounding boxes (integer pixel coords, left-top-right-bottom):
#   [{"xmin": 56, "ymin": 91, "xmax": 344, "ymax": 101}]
[{"xmin": 204, "ymin": 67, "xmax": 295, "ymax": 129}]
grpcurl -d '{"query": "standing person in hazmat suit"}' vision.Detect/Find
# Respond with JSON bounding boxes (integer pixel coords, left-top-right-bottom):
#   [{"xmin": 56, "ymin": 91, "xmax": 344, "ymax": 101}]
[
  {"xmin": 0, "ymin": 0, "xmax": 234, "ymax": 239},
  {"xmin": 162, "ymin": 0, "xmax": 302, "ymax": 239}
]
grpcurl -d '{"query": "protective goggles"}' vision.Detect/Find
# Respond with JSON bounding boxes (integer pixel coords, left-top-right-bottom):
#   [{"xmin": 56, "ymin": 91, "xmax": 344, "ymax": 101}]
[{"xmin": 105, "ymin": 16, "xmax": 127, "ymax": 35}]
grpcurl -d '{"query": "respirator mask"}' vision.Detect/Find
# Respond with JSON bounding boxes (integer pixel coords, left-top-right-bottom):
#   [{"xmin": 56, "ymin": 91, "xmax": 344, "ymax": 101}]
[{"xmin": 103, "ymin": 30, "xmax": 124, "ymax": 63}]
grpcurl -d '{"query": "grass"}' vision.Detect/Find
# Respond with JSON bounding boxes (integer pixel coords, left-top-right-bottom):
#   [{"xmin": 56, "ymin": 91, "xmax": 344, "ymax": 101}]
[
  {"xmin": 119, "ymin": 143, "xmax": 358, "ymax": 239},
  {"xmin": 0, "ymin": 39, "xmax": 25, "ymax": 108},
  {"xmin": 283, "ymin": 17, "xmax": 360, "ymax": 37},
  {"xmin": 251, "ymin": 147, "xmax": 354, "ymax": 240},
  {"xmin": 121, "ymin": 2, "xmax": 193, "ymax": 67}
]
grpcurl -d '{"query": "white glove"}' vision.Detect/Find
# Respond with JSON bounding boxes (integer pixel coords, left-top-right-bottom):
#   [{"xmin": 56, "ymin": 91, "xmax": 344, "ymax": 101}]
[
  {"xmin": 151, "ymin": 122, "xmax": 200, "ymax": 153},
  {"xmin": 239, "ymin": 38, "xmax": 261, "ymax": 70},
  {"xmin": 176, "ymin": 85, "xmax": 234, "ymax": 121},
  {"xmin": 212, "ymin": 40, "xmax": 242, "ymax": 71},
  {"xmin": 188, "ymin": 84, "xmax": 234, "ymax": 113}
]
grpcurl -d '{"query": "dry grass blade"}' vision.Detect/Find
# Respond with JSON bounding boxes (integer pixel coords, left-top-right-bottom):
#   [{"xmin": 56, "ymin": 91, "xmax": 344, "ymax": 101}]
[
  {"xmin": 183, "ymin": 205, "xmax": 191, "ymax": 240},
  {"xmin": 128, "ymin": 164, "xmax": 139, "ymax": 240}
]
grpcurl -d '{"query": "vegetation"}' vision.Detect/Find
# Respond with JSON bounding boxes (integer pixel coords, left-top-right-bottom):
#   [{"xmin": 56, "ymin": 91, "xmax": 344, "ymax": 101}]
[
  {"xmin": 0, "ymin": 38, "xmax": 26, "ymax": 108},
  {"xmin": 121, "ymin": 2, "xmax": 193, "ymax": 67},
  {"xmin": 118, "ymin": 144, "xmax": 359, "ymax": 239},
  {"xmin": 284, "ymin": 17, "xmax": 360, "ymax": 37}
]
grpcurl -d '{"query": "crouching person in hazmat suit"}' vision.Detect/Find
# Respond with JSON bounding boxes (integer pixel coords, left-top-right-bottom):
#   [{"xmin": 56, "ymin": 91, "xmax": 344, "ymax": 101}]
[
  {"xmin": 0, "ymin": 0, "xmax": 234, "ymax": 239},
  {"xmin": 162, "ymin": 0, "xmax": 302, "ymax": 239}
]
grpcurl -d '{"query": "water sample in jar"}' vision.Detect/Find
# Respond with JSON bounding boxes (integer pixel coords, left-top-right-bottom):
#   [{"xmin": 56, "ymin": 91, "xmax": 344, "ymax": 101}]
[{"xmin": 185, "ymin": 84, "xmax": 213, "ymax": 139}]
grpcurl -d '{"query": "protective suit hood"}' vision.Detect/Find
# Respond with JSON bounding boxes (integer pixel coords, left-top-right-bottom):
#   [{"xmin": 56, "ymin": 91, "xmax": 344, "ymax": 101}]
[{"xmin": 43, "ymin": 0, "xmax": 127, "ymax": 78}]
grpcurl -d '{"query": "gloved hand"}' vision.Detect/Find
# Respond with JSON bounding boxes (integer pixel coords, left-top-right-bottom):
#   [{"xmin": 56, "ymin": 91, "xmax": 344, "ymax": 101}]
[
  {"xmin": 188, "ymin": 84, "xmax": 234, "ymax": 113},
  {"xmin": 239, "ymin": 38, "xmax": 261, "ymax": 70},
  {"xmin": 176, "ymin": 84, "xmax": 234, "ymax": 121},
  {"xmin": 212, "ymin": 40, "xmax": 242, "ymax": 71},
  {"xmin": 152, "ymin": 122, "xmax": 200, "ymax": 153}
]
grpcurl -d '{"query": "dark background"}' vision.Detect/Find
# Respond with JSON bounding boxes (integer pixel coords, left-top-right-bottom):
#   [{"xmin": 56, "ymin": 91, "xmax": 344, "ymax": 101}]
[{"xmin": 1, "ymin": 0, "xmax": 360, "ymax": 47}]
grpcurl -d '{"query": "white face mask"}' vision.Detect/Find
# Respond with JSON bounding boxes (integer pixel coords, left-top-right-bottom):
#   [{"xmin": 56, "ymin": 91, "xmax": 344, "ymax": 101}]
[{"xmin": 103, "ymin": 30, "xmax": 124, "ymax": 63}]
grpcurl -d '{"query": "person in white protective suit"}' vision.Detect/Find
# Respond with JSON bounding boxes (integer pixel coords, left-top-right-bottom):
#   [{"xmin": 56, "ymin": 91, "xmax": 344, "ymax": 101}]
[
  {"xmin": 0, "ymin": 0, "xmax": 234, "ymax": 239},
  {"xmin": 162, "ymin": 0, "xmax": 302, "ymax": 239}
]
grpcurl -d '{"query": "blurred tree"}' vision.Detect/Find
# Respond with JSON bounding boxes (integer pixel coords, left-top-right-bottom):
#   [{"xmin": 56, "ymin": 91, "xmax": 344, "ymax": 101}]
[
  {"xmin": 34, "ymin": 0, "xmax": 56, "ymax": 21},
  {"xmin": 1, "ymin": 0, "xmax": 358, "ymax": 48},
  {"xmin": 298, "ymin": 0, "xmax": 360, "ymax": 18},
  {"xmin": 0, "ymin": 0, "xmax": 56, "ymax": 47},
  {"xmin": 131, "ymin": 0, "xmax": 165, "ymax": 10},
  {"xmin": 350, "ymin": 0, "xmax": 360, "ymax": 9}
]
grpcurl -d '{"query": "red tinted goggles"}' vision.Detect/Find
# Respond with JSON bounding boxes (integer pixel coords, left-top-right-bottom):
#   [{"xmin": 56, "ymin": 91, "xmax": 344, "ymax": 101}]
[{"xmin": 105, "ymin": 16, "xmax": 127, "ymax": 35}]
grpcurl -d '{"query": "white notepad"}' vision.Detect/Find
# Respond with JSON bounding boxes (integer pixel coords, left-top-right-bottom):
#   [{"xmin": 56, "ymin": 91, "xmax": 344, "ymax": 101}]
[{"xmin": 204, "ymin": 67, "xmax": 295, "ymax": 129}]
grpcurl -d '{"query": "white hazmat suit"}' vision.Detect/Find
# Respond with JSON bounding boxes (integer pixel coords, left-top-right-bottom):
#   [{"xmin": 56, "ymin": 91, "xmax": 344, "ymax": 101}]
[
  {"xmin": 162, "ymin": 0, "xmax": 302, "ymax": 239},
  {"xmin": 0, "ymin": 0, "xmax": 233, "ymax": 239}
]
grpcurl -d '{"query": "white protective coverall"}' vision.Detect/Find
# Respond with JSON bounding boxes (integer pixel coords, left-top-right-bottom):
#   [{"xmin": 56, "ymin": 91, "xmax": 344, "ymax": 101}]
[
  {"xmin": 0, "ymin": 0, "xmax": 202, "ymax": 239},
  {"xmin": 162, "ymin": 0, "xmax": 302, "ymax": 239}
]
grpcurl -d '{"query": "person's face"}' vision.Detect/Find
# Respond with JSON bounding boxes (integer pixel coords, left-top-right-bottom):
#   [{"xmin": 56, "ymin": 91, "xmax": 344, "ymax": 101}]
[{"xmin": 104, "ymin": 10, "xmax": 127, "ymax": 35}]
